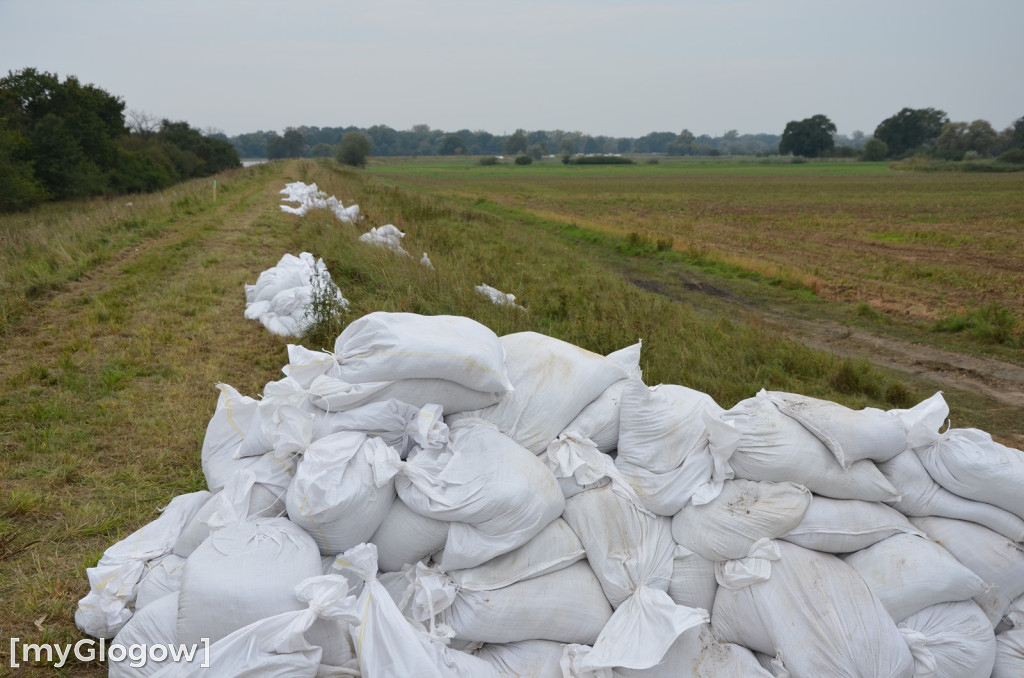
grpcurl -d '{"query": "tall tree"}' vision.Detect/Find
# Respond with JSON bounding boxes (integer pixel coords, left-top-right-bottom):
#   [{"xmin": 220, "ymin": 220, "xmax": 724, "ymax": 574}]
[
  {"xmin": 504, "ymin": 128, "xmax": 528, "ymax": 156},
  {"xmin": 873, "ymin": 107, "xmax": 948, "ymax": 158},
  {"xmin": 336, "ymin": 131, "xmax": 371, "ymax": 167},
  {"xmin": 779, "ymin": 114, "xmax": 836, "ymax": 157}
]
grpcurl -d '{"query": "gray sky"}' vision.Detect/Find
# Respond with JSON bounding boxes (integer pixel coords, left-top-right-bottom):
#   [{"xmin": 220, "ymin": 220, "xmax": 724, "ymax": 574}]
[{"xmin": 1, "ymin": 0, "xmax": 1021, "ymax": 139}]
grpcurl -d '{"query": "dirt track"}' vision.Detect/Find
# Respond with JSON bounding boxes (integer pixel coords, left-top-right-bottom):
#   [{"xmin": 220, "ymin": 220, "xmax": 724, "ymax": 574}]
[{"xmin": 625, "ymin": 269, "xmax": 1024, "ymax": 445}]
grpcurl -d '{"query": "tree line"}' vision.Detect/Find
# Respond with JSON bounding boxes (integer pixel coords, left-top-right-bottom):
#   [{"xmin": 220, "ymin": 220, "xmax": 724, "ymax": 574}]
[
  {"xmin": 780, "ymin": 109, "xmax": 1024, "ymax": 161},
  {"xmin": 4, "ymin": 67, "xmax": 1023, "ymax": 213},
  {"xmin": 230, "ymin": 110, "xmax": 1024, "ymax": 166},
  {"xmin": 0, "ymin": 68, "xmax": 239, "ymax": 213}
]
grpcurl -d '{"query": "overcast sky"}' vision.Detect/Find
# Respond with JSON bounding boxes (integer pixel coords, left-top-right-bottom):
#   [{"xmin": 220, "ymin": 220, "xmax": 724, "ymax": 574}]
[{"xmin": 1, "ymin": 0, "xmax": 1021, "ymax": 139}]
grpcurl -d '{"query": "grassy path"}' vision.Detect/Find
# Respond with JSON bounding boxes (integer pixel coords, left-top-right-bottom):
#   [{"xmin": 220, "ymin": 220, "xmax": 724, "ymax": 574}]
[{"xmin": 0, "ymin": 163, "xmax": 301, "ymax": 675}]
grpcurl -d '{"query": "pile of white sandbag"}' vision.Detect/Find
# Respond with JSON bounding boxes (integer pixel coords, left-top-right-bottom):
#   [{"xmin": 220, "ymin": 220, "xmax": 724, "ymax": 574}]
[
  {"xmin": 243, "ymin": 252, "xmax": 349, "ymax": 338},
  {"xmin": 280, "ymin": 181, "xmax": 361, "ymax": 223},
  {"xmin": 76, "ymin": 311, "xmax": 1024, "ymax": 678},
  {"xmin": 359, "ymin": 224, "xmax": 409, "ymax": 256}
]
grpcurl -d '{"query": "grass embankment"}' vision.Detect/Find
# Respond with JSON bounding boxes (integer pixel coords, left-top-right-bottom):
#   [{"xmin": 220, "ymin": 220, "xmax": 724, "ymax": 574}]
[{"xmin": 0, "ymin": 157, "xmax": 1008, "ymax": 674}]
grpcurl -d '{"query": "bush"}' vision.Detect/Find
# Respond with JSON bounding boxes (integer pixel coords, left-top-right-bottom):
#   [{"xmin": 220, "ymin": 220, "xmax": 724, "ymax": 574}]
[
  {"xmin": 861, "ymin": 138, "xmax": 888, "ymax": 161},
  {"xmin": 996, "ymin": 149, "xmax": 1024, "ymax": 164},
  {"xmin": 479, "ymin": 156, "xmax": 500, "ymax": 166},
  {"xmin": 569, "ymin": 155, "xmax": 635, "ymax": 165},
  {"xmin": 514, "ymin": 155, "xmax": 533, "ymax": 165},
  {"xmin": 336, "ymin": 132, "xmax": 371, "ymax": 168}
]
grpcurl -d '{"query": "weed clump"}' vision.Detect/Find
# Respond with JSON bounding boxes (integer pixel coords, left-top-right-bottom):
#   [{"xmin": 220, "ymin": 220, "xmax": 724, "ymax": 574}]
[
  {"xmin": 302, "ymin": 272, "xmax": 348, "ymax": 349},
  {"xmin": 933, "ymin": 302, "xmax": 1023, "ymax": 347}
]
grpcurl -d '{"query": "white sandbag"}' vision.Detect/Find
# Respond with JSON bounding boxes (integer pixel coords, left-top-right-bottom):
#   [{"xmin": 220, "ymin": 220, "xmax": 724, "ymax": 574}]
[
  {"xmin": 668, "ymin": 547, "xmax": 718, "ymax": 612},
  {"xmin": 446, "ymin": 518, "xmax": 585, "ymax": 591},
  {"xmin": 333, "ymin": 312, "xmax": 512, "ymax": 394},
  {"xmin": 359, "ymin": 224, "xmax": 409, "ymax": 255},
  {"xmin": 200, "ymin": 383, "xmax": 261, "ymax": 492},
  {"xmin": 109, "ymin": 593, "xmax": 179, "ymax": 678},
  {"xmin": 615, "ymin": 381, "xmax": 738, "ymax": 514},
  {"xmin": 237, "ymin": 376, "xmax": 316, "ymax": 458},
  {"xmin": 563, "ymin": 338, "xmax": 641, "ymax": 454},
  {"xmin": 476, "ymin": 283, "xmax": 523, "ymax": 309},
  {"xmin": 278, "ymin": 181, "xmax": 360, "ymax": 223},
  {"xmin": 565, "ymin": 379, "xmax": 632, "ymax": 454},
  {"xmin": 333, "ymin": 543, "xmax": 503, "ymax": 678},
  {"xmin": 173, "ymin": 478, "xmax": 286, "ymax": 558},
  {"xmin": 475, "ymin": 640, "xmax": 566, "ymax": 678},
  {"xmin": 879, "ymin": 449, "xmax": 1024, "ymax": 543},
  {"xmin": 75, "ymin": 490, "xmax": 210, "ymax": 639},
  {"xmin": 842, "ymin": 533, "xmax": 987, "ymax": 623},
  {"xmin": 542, "ymin": 430, "xmax": 619, "ymax": 499},
  {"xmin": 245, "ymin": 253, "xmax": 316, "ymax": 304},
  {"xmin": 312, "ymin": 399, "xmax": 448, "ymax": 457},
  {"xmin": 613, "ymin": 623, "xmax": 773, "ymax": 678},
  {"xmin": 176, "ymin": 518, "xmax": 323, "ymax": 646},
  {"xmin": 281, "ymin": 344, "xmax": 342, "ymax": 388},
  {"xmin": 916, "ymin": 428, "xmax": 1024, "ymax": 520},
  {"xmin": 712, "ymin": 540, "xmax": 915, "ymax": 678},
  {"xmin": 308, "ymin": 373, "xmax": 504, "ymax": 415},
  {"xmin": 286, "ymin": 430, "xmax": 401, "ymax": 555},
  {"xmin": 563, "ymin": 483, "xmax": 675, "ymax": 607},
  {"xmin": 395, "ymin": 560, "xmax": 613, "ymax": 645},
  {"xmin": 910, "ymin": 515, "xmax": 1024, "ymax": 625},
  {"xmin": 451, "ymin": 332, "xmax": 630, "ymax": 453},
  {"xmin": 898, "ymin": 600, "xmax": 996, "ymax": 678},
  {"xmin": 764, "ymin": 390, "xmax": 906, "ymax": 468},
  {"xmin": 449, "ymin": 562, "xmax": 614, "ymax": 645},
  {"xmin": 723, "ymin": 391, "xmax": 901, "ymax": 502},
  {"xmin": 396, "ymin": 419, "xmax": 564, "ymax": 571},
  {"xmin": 369, "ymin": 497, "xmax": 449, "ymax": 572},
  {"xmin": 563, "ymin": 484, "xmax": 708, "ymax": 670},
  {"xmin": 672, "ymin": 479, "xmax": 811, "ymax": 561},
  {"xmin": 135, "ymin": 555, "xmax": 187, "ymax": 610},
  {"xmin": 781, "ymin": 495, "xmax": 925, "ymax": 553},
  {"xmin": 154, "ymin": 575, "xmax": 357, "ymax": 678},
  {"xmin": 994, "ymin": 627, "xmax": 1024, "ymax": 678}
]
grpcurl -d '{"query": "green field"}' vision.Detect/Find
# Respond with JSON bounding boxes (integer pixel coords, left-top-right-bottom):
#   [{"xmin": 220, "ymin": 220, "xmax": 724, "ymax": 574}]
[{"xmin": 1, "ymin": 157, "xmax": 1021, "ymax": 674}]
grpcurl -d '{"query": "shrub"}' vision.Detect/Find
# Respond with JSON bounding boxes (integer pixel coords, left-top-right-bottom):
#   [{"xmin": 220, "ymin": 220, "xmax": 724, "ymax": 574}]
[
  {"xmin": 514, "ymin": 155, "xmax": 533, "ymax": 165},
  {"xmin": 861, "ymin": 138, "xmax": 888, "ymax": 161},
  {"xmin": 569, "ymin": 155, "xmax": 635, "ymax": 165},
  {"xmin": 933, "ymin": 302, "xmax": 1022, "ymax": 346},
  {"xmin": 479, "ymin": 156, "xmax": 500, "ymax": 166},
  {"xmin": 996, "ymin": 149, "xmax": 1024, "ymax": 164}
]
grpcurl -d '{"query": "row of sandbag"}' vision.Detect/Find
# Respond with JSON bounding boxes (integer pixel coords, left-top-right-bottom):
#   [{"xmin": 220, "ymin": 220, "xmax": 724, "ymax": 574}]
[{"xmin": 77, "ymin": 311, "xmax": 1024, "ymax": 677}]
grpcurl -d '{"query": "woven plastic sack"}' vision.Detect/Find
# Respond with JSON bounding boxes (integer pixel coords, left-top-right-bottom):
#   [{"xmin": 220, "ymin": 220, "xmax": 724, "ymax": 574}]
[
  {"xmin": 712, "ymin": 540, "xmax": 915, "ymax": 678},
  {"xmin": 333, "ymin": 311, "xmax": 513, "ymax": 394},
  {"xmin": 672, "ymin": 479, "xmax": 811, "ymax": 562},
  {"xmin": 764, "ymin": 390, "xmax": 906, "ymax": 468},
  {"xmin": 842, "ymin": 533, "xmax": 987, "ymax": 622},
  {"xmin": 723, "ymin": 391, "xmax": 900, "ymax": 502},
  {"xmin": 396, "ymin": 419, "xmax": 564, "ymax": 570},
  {"xmin": 898, "ymin": 600, "xmax": 996, "ymax": 678},
  {"xmin": 76, "ymin": 490, "xmax": 210, "ymax": 639},
  {"xmin": 369, "ymin": 497, "xmax": 449, "ymax": 573},
  {"xmin": 109, "ymin": 593, "xmax": 179, "ymax": 678},
  {"xmin": 451, "ymin": 331, "xmax": 630, "ymax": 453},
  {"xmin": 615, "ymin": 381, "xmax": 738, "ymax": 514},
  {"xmin": 176, "ymin": 518, "xmax": 323, "ymax": 646},
  {"xmin": 910, "ymin": 516, "xmax": 1024, "ymax": 625},
  {"xmin": 781, "ymin": 495, "xmax": 925, "ymax": 553},
  {"xmin": 286, "ymin": 430, "xmax": 402, "ymax": 555},
  {"xmin": 154, "ymin": 575, "xmax": 357, "ymax": 678},
  {"xmin": 879, "ymin": 450, "xmax": 1024, "ymax": 543}
]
